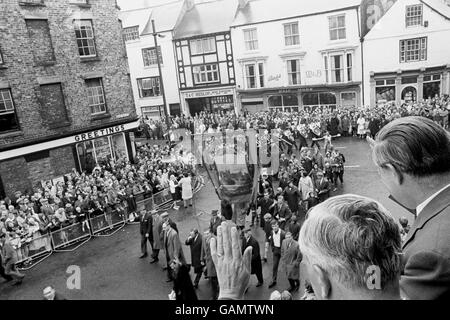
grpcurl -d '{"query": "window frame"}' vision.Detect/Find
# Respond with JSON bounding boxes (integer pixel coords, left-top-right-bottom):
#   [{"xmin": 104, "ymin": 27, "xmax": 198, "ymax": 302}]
[
  {"xmin": 192, "ymin": 63, "xmax": 220, "ymax": 85},
  {"xmin": 329, "ymin": 14, "xmax": 346, "ymax": 41},
  {"xmin": 346, "ymin": 53, "xmax": 353, "ymax": 82},
  {"xmin": 287, "ymin": 59, "xmax": 301, "ymax": 85},
  {"xmin": 85, "ymin": 78, "xmax": 107, "ymax": 115},
  {"xmin": 142, "ymin": 46, "xmax": 163, "ymax": 67},
  {"xmin": 74, "ymin": 19, "xmax": 97, "ymax": 58},
  {"xmin": 283, "ymin": 22, "xmax": 300, "ymax": 46},
  {"xmin": 243, "ymin": 28, "xmax": 258, "ymax": 51},
  {"xmin": 0, "ymin": 88, "xmax": 20, "ymax": 134},
  {"xmin": 189, "ymin": 37, "xmax": 216, "ymax": 56},
  {"xmin": 123, "ymin": 25, "xmax": 140, "ymax": 42},
  {"xmin": 405, "ymin": 4, "xmax": 423, "ymax": 27},
  {"xmin": 400, "ymin": 37, "xmax": 427, "ymax": 63},
  {"xmin": 330, "ymin": 54, "xmax": 344, "ymax": 83},
  {"xmin": 244, "ymin": 62, "xmax": 264, "ymax": 89},
  {"xmin": 137, "ymin": 76, "xmax": 161, "ymax": 98}
]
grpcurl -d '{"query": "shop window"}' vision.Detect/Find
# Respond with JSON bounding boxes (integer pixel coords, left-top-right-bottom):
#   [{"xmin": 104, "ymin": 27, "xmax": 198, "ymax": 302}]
[
  {"xmin": 76, "ymin": 133, "xmax": 128, "ymax": 172},
  {"xmin": 302, "ymin": 92, "xmax": 336, "ymax": 112},
  {"xmin": 341, "ymin": 92, "xmax": 357, "ymax": 106},
  {"xmin": 169, "ymin": 103, "xmax": 181, "ymax": 116},
  {"xmin": 141, "ymin": 105, "xmax": 163, "ymax": 119},
  {"xmin": 268, "ymin": 94, "xmax": 298, "ymax": 112},
  {"xmin": 375, "ymin": 79, "xmax": 396, "ymax": 103},
  {"xmin": 423, "ymin": 74, "xmax": 441, "ymax": 99}
]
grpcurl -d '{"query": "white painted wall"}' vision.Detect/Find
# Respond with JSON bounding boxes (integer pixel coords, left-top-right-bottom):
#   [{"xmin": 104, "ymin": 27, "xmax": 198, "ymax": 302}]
[
  {"xmin": 124, "ymin": 31, "xmax": 181, "ymax": 117},
  {"xmin": 231, "ymin": 7, "xmax": 362, "ymax": 92},
  {"xmin": 363, "ymin": 0, "xmax": 450, "ymax": 104}
]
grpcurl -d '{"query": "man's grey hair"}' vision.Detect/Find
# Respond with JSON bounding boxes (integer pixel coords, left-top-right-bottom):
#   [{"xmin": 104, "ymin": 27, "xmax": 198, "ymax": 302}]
[
  {"xmin": 299, "ymin": 194, "xmax": 402, "ymax": 290},
  {"xmin": 372, "ymin": 116, "xmax": 450, "ymax": 178}
]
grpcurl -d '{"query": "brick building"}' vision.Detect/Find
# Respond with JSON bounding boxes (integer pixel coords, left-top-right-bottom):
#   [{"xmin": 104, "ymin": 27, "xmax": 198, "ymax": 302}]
[{"xmin": 0, "ymin": 0, "xmax": 138, "ymax": 198}]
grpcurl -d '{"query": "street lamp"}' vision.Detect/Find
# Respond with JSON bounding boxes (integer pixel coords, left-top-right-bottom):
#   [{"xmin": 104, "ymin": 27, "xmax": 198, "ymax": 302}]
[{"xmin": 151, "ymin": 19, "xmax": 171, "ymax": 136}]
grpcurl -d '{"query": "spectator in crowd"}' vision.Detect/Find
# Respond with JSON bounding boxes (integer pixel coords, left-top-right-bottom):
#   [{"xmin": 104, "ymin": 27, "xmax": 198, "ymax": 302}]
[{"xmin": 372, "ymin": 116, "xmax": 450, "ymax": 300}]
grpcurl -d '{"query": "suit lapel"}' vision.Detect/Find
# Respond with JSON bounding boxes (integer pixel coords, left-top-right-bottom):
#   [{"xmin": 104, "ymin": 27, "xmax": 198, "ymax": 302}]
[{"xmin": 403, "ymin": 185, "xmax": 450, "ymax": 249}]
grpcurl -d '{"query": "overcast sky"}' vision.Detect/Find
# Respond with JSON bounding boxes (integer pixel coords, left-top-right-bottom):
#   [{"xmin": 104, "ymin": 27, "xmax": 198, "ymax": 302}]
[{"xmin": 117, "ymin": 0, "xmax": 181, "ymax": 11}]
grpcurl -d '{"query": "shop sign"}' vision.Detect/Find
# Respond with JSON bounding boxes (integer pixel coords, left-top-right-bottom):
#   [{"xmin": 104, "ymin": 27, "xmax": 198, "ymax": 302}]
[
  {"xmin": 184, "ymin": 88, "xmax": 234, "ymax": 99},
  {"xmin": 306, "ymin": 70, "xmax": 322, "ymax": 78},
  {"xmin": 268, "ymin": 74, "xmax": 281, "ymax": 82},
  {"xmin": 74, "ymin": 124, "xmax": 126, "ymax": 142}
]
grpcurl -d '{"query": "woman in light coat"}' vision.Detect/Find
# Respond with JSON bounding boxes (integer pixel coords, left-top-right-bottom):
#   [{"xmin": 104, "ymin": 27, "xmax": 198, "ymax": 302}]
[{"xmin": 179, "ymin": 173, "xmax": 193, "ymax": 208}]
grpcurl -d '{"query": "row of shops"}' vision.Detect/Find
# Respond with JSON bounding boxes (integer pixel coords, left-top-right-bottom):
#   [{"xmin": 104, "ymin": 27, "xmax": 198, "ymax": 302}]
[{"xmin": 177, "ymin": 64, "xmax": 449, "ymax": 116}]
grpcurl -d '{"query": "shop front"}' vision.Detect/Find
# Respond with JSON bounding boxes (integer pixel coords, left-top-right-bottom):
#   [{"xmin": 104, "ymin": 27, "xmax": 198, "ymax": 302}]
[
  {"xmin": 181, "ymin": 87, "xmax": 236, "ymax": 116},
  {"xmin": 370, "ymin": 65, "xmax": 450, "ymax": 105},
  {"xmin": 0, "ymin": 119, "xmax": 140, "ymax": 197},
  {"xmin": 238, "ymin": 83, "xmax": 361, "ymax": 114}
]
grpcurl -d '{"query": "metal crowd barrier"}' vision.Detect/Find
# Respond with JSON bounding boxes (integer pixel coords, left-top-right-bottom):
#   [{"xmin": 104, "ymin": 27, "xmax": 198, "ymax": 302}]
[
  {"xmin": 14, "ymin": 175, "xmax": 205, "ymax": 270},
  {"xmin": 14, "ymin": 233, "xmax": 53, "ymax": 269},
  {"xmin": 51, "ymin": 223, "xmax": 91, "ymax": 251}
]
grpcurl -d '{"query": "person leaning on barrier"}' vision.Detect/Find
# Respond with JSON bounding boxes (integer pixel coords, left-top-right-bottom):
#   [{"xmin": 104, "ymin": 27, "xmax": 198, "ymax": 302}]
[
  {"xmin": 299, "ymin": 195, "xmax": 403, "ymax": 300},
  {"xmin": 371, "ymin": 116, "xmax": 450, "ymax": 300}
]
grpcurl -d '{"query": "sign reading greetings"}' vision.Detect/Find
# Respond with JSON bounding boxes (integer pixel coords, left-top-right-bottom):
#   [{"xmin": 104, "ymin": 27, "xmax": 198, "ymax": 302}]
[{"xmin": 74, "ymin": 124, "xmax": 126, "ymax": 142}]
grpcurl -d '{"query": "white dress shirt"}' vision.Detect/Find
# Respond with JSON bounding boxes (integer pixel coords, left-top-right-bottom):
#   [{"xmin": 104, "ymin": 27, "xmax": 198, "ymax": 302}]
[
  {"xmin": 272, "ymin": 230, "xmax": 281, "ymax": 248},
  {"xmin": 416, "ymin": 183, "xmax": 450, "ymax": 216}
]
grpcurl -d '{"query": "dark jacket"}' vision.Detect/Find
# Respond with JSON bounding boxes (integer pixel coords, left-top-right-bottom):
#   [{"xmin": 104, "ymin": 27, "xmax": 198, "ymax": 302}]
[
  {"xmin": 200, "ymin": 233, "xmax": 216, "ymax": 278},
  {"xmin": 139, "ymin": 212, "xmax": 152, "ymax": 237},
  {"xmin": 241, "ymin": 235, "xmax": 262, "ymax": 275},
  {"xmin": 400, "ymin": 185, "xmax": 450, "ymax": 300},
  {"xmin": 315, "ymin": 177, "xmax": 331, "ymax": 202},
  {"xmin": 185, "ymin": 233, "xmax": 203, "ymax": 273}
]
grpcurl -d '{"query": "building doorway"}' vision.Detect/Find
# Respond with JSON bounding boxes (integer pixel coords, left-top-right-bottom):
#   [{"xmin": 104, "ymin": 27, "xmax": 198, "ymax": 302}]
[{"xmin": 401, "ymin": 86, "xmax": 417, "ymax": 103}]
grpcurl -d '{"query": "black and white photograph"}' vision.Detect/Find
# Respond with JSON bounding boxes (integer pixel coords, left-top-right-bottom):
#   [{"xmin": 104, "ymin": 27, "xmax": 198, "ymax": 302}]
[{"xmin": 0, "ymin": 0, "xmax": 449, "ymax": 306}]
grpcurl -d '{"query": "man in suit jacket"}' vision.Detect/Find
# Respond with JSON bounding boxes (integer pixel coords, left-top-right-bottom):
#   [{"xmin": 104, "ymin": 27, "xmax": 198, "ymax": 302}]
[
  {"xmin": 185, "ymin": 229, "xmax": 203, "ymax": 288},
  {"xmin": 372, "ymin": 116, "xmax": 450, "ymax": 299},
  {"xmin": 273, "ymin": 195, "xmax": 292, "ymax": 231},
  {"xmin": 200, "ymin": 229, "xmax": 219, "ymax": 300},
  {"xmin": 281, "ymin": 232, "xmax": 302, "ymax": 292},
  {"xmin": 257, "ymin": 191, "xmax": 275, "ymax": 228},
  {"xmin": 283, "ymin": 181, "xmax": 301, "ymax": 215},
  {"xmin": 0, "ymin": 232, "xmax": 25, "ymax": 285},
  {"xmin": 242, "ymin": 228, "xmax": 263, "ymax": 287},
  {"xmin": 163, "ymin": 222, "xmax": 186, "ymax": 282},
  {"xmin": 268, "ymin": 220, "xmax": 285, "ymax": 288},
  {"xmin": 314, "ymin": 171, "xmax": 331, "ymax": 203},
  {"xmin": 139, "ymin": 210, "xmax": 152, "ymax": 259},
  {"xmin": 150, "ymin": 210, "xmax": 163, "ymax": 263}
]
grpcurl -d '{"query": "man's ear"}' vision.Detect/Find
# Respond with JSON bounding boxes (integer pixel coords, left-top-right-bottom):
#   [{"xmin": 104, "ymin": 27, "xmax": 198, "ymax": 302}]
[
  {"xmin": 312, "ymin": 264, "xmax": 331, "ymax": 299},
  {"xmin": 384, "ymin": 163, "xmax": 404, "ymax": 185}
]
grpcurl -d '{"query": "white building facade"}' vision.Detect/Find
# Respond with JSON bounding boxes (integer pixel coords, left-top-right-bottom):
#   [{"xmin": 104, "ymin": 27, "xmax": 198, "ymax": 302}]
[
  {"xmin": 363, "ymin": 0, "xmax": 450, "ymax": 106},
  {"xmin": 231, "ymin": 0, "xmax": 363, "ymax": 114},
  {"xmin": 120, "ymin": 1, "xmax": 186, "ymax": 119}
]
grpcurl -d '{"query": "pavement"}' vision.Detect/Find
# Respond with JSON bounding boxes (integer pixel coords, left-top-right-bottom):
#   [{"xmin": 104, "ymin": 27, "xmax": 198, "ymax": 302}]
[{"xmin": 0, "ymin": 136, "xmax": 412, "ymax": 300}]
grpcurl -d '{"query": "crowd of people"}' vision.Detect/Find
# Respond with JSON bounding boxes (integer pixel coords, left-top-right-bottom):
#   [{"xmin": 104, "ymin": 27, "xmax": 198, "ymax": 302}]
[
  {"xmin": 0, "ymin": 143, "xmax": 196, "ymax": 285},
  {"xmin": 204, "ymin": 115, "xmax": 449, "ymax": 301}
]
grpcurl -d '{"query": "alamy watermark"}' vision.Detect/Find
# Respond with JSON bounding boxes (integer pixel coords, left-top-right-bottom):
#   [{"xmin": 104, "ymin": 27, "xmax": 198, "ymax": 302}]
[{"xmin": 66, "ymin": 265, "xmax": 81, "ymax": 290}]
